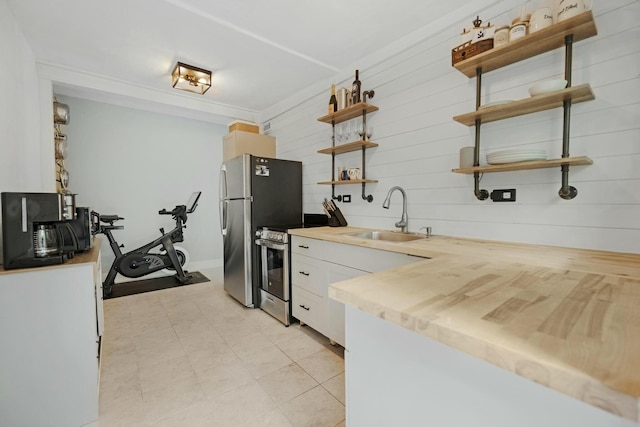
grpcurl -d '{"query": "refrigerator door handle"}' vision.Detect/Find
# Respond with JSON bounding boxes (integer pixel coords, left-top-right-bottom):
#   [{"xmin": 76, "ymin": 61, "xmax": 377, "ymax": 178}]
[
  {"xmin": 219, "ymin": 165, "xmax": 228, "ymax": 236},
  {"xmin": 220, "ymin": 165, "xmax": 228, "ymax": 200},
  {"xmin": 220, "ymin": 200, "xmax": 227, "ymax": 236}
]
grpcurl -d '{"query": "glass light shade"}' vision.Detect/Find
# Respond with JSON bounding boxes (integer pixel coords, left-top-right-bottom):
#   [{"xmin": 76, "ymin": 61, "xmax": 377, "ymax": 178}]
[{"xmin": 171, "ymin": 62, "xmax": 212, "ymax": 95}]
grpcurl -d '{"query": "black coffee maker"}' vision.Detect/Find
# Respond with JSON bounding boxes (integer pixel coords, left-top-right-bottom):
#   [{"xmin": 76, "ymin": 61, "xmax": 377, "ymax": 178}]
[
  {"xmin": 62, "ymin": 206, "xmax": 94, "ymax": 253},
  {"xmin": 1, "ymin": 192, "xmax": 92, "ymax": 269}
]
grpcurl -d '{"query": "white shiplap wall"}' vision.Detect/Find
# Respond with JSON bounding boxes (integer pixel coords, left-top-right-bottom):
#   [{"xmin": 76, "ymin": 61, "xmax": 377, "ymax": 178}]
[{"xmin": 264, "ymin": 0, "xmax": 640, "ymax": 254}]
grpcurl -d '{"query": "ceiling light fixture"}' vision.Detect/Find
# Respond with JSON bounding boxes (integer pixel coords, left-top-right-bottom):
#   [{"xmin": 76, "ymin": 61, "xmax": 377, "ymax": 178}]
[{"xmin": 171, "ymin": 62, "xmax": 212, "ymax": 95}]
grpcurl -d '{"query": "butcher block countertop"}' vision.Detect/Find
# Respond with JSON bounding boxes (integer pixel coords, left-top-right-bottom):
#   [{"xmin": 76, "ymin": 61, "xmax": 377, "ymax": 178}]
[{"xmin": 288, "ymin": 226, "xmax": 640, "ymax": 422}]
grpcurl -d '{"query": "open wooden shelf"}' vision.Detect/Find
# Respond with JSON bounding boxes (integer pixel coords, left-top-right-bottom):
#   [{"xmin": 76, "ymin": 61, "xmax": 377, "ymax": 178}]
[
  {"xmin": 318, "ymin": 179, "xmax": 379, "ymax": 185},
  {"xmin": 453, "ymin": 11, "xmax": 597, "ymax": 77},
  {"xmin": 318, "ymin": 140, "xmax": 379, "ymax": 155},
  {"xmin": 452, "ymin": 156, "xmax": 593, "ymax": 174},
  {"xmin": 453, "ymin": 84, "xmax": 594, "ymax": 126},
  {"xmin": 451, "ymin": 11, "xmax": 597, "ymax": 199},
  {"xmin": 317, "ymin": 102, "xmax": 379, "ymax": 124},
  {"xmin": 318, "ymin": 101, "xmax": 378, "ymax": 201}
]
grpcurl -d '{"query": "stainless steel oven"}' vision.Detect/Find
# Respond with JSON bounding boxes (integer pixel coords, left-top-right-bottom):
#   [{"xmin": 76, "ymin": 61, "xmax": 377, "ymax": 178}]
[{"xmin": 255, "ymin": 227, "xmax": 291, "ymax": 325}]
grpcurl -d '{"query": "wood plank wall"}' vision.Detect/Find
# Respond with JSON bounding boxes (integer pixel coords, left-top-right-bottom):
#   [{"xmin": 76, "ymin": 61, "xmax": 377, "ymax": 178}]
[{"xmin": 265, "ymin": 0, "xmax": 640, "ymax": 254}]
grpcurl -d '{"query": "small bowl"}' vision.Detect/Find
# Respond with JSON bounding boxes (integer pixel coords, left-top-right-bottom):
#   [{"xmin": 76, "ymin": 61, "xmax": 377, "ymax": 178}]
[{"xmin": 529, "ymin": 79, "xmax": 568, "ymax": 96}]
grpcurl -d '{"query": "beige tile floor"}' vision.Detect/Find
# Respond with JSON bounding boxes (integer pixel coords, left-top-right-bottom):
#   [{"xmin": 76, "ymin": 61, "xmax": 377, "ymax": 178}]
[{"xmin": 98, "ymin": 268, "xmax": 346, "ymax": 427}]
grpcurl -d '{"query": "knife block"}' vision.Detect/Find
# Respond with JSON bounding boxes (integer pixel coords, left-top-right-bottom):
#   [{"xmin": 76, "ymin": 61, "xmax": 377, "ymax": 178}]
[{"xmin": 328, "ymin": 205, "xmax": 348, "ymax": 227}]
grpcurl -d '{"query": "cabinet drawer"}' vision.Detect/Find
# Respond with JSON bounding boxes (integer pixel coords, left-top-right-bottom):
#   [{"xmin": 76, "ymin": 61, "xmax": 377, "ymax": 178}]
[
  {"xmin": 291, "ymin": 255, "xmax": 325, "ymax": 296},
  {"xmin": 291, "ymin": 236, "xmax": 328, "ymax": 259},
  {"xmin": 291, "ymin": 235, "xmax": 422, "ymax": 273},
  {"xmin": 291, "ymin": 236, "xmax": 339, "ymax": 261},
  {"xmin": 292, "ymin": 286, "xmax": 326, "ymax": 334}
]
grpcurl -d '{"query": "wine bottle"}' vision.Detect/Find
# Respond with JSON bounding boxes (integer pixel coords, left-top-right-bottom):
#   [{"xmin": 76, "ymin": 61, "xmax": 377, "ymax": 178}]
[
  {"xmin": 351, "ymin": 70, "xmax": 361, "ymax": 105},
  {"xmin": 329, "ymin": 84, "xmax": 338, "ymax": 114}
]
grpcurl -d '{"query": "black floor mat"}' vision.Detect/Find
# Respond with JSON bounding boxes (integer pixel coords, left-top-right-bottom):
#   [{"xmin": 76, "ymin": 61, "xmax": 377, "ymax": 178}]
[{"xmin": 103, "ymin": 271, "xmax": 210, "ymax": 299}]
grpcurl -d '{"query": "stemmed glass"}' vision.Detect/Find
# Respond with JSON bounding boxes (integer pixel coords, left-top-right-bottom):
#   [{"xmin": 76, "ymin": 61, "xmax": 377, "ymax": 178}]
[
  {"xmin": 357, "ymin": 120, "xmax": 365, "ymax": 140},
  {"xmin": 334, "ymin": 124, "xmax": 343, "ymax": 144},
  {"xmin": 344, "ymin": 120, "xmax": 353, "ymax": 142}
]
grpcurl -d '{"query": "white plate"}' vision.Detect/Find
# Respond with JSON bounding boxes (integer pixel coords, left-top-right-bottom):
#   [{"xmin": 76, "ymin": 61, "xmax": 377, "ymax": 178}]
[
  {"xmin": 487, "ymin": 148, "xmax": 547, "ymax": 164},
  {"xmin": 529, "ymin": 79, "xmax": 568, "ymax": 96},
  {"xmin": 487, "ymin": 153, "xmax": 547, "ymax": 164},
  {"xmin": 487, "ymin": 149, "xmax": 545, "ymax": 157},
  {"xmin": 488, "ymin": 148, "xmax": 547, "ymax": 156},
  {"xmin": 478, "ymin": 100, "xmax": 515, "ymax": 109}
]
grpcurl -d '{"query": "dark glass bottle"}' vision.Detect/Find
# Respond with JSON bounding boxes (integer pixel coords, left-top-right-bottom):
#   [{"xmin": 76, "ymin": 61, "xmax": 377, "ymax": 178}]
[
  {"xmin": 329, "ymin": 84, "xmax": 337, "ymax": 114},
  {"xmin": 352, "ymin": 70, "xmax": 361, "ymax": 105}
]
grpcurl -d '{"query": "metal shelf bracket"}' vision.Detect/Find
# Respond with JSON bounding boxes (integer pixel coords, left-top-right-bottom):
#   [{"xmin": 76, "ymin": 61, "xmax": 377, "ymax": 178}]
[
  {"xmin": 559, "ymin": 33, "xmax": 578, "ymax": 200},
  {"xmin": 330, "ymin": 121, "xmax": 342, "ymax": 201},
  {"xmin": 473, "ymin": 67, "xmax": 489, "ymax": 200},
  {"xmin": 361, "ymin": 111, "xmax": 373, "ymax": 202}
]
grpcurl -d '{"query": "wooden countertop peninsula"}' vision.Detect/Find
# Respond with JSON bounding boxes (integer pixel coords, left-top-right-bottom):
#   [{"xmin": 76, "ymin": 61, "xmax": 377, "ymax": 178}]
[{"xmin": 288, "ymin": 226, "xmax": 640, "ymax": 422}]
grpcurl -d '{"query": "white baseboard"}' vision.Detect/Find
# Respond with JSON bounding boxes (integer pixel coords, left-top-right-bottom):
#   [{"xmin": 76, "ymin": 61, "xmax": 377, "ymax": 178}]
[{"xmin": 189, "ymin": 258, "xmax": 222, "ymax": 271}]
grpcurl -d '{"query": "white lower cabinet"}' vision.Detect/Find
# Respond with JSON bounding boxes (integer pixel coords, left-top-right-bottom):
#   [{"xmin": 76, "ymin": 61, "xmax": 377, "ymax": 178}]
[
  {"xmin": 325, "ymin": 262, "xmax": 368, "ymax": 346},
  {"xmin": 292, "ymin": 285, "xmax": 326, "ymax": 332},
  {"xmin": 345, "ymin": 306, "xmax": 637, "ymax": 427},
  {"xmin": 0, "ymin": 245, "xmax": 102, "ymax": 427},
  {"xmin": 291, "ymin": 236, "xmax": 420, "ymax": 346}
]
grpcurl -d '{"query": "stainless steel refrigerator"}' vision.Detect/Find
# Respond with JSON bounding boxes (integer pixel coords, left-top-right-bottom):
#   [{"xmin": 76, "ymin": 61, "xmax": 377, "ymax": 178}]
[{"xmin": 219, "ymin": 154, "xmax": 302, "ymax": 307}]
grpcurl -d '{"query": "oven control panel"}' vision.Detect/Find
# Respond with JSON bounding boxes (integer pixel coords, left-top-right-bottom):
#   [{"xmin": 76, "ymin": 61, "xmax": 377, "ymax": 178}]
[{"xmin": 256, "ymin": 228, "xmax": 289, "ymax": 243}]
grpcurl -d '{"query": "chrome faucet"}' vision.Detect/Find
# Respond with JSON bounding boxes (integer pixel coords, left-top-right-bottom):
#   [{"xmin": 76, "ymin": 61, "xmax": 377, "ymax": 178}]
[{"xmin": 382, "ymin": 186, "xmax": 408, "ymax": 232}]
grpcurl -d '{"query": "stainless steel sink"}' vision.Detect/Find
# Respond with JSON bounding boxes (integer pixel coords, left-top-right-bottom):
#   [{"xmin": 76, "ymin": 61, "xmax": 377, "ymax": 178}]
[{"xmin": 346, "ymin": 230, "xmax": 428, "ymax": 242}]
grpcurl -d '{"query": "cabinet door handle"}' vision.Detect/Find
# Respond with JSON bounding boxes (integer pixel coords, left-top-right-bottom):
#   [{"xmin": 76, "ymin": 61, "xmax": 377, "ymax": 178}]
[
  {"xmin": 298, "ymin": 245, "xmax": 309, "ymax": 249},
  {"xmin": 298, "ymin": 271, "xmax": 310, "ymax": 276},
  {"xmin": 299, "ymin": 304, "xmax": 310, "ymax": 311}
]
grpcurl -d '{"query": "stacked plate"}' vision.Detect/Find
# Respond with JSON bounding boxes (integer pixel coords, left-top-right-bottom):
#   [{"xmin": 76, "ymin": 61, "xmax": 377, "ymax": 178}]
[
  {"xmin": 478, "ymin": 100, "xmax": 515, "ymax": 109},
  {"xmin": 529, "ymin": 79, "xmax": 568, "ymax": 96},
  {"xmin": 486, "ymin": 149, "xmax": 547, "ymax": 164}
]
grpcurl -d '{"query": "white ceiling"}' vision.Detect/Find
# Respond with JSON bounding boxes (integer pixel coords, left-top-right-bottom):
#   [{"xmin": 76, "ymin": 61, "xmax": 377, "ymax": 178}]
[{"xmin": 7, "ymin": 0, "xmax": 485, "ymax": 124}]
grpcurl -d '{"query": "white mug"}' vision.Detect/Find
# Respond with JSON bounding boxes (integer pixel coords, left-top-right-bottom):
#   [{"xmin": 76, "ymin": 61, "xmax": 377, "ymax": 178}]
[
  {"xmin": 530, "ymin": 7, "xmax": 554, "ymax": 33},
  {"xmin": 459, "ymin": 147, "xmax": 475, "ymax": 168},
  {"xmin": 556, "ymin": 0, "xmax": 592, "ymax": 22},
  {"xmin": 348, "ymin": 168, "xmax": 362, "ymax": 180}
]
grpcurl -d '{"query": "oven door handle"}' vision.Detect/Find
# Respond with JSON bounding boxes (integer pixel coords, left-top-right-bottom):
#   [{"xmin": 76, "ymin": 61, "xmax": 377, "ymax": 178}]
[{"xmin": 255, "ymin": 239, "xmax": 287, "ymax": 251}]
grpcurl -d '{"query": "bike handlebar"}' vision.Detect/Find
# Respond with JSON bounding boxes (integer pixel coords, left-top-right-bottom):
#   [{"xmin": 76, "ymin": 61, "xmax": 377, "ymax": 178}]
[{"xmin": 157, "ymin": 205, "xmax": 189, "ymax": 224}]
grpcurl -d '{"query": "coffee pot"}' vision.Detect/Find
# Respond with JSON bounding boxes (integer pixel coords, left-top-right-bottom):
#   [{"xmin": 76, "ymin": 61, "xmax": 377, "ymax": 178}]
[
  {"xmin": 33, "ymin": 224, "xmax": 60, "ymax": 257},
  {"xmin": 1, "ymin": 192, "xmax": 69, "ymax": 269}
]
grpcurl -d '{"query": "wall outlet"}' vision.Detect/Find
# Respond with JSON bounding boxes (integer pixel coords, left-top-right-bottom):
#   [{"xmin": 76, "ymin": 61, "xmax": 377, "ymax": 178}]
[
  {"xmin": 342, "ymin": 194, "xmax": 351, "ymax": 203},
  {"xmin": 490, "ymin": 189, "xmax": 516, "ymax": 202}
]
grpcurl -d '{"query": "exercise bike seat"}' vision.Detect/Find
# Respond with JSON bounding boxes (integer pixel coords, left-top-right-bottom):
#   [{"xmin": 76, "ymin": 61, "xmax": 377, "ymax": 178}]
[{"xmin": 100, "ymin": 214, "xmax": 124, "ymax": 223}]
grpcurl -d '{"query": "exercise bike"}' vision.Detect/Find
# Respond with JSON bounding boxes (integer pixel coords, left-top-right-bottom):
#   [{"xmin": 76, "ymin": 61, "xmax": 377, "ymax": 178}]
[{"xmin": 94, "ymin": 191, "xmax": 201, "ymax": 297}]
